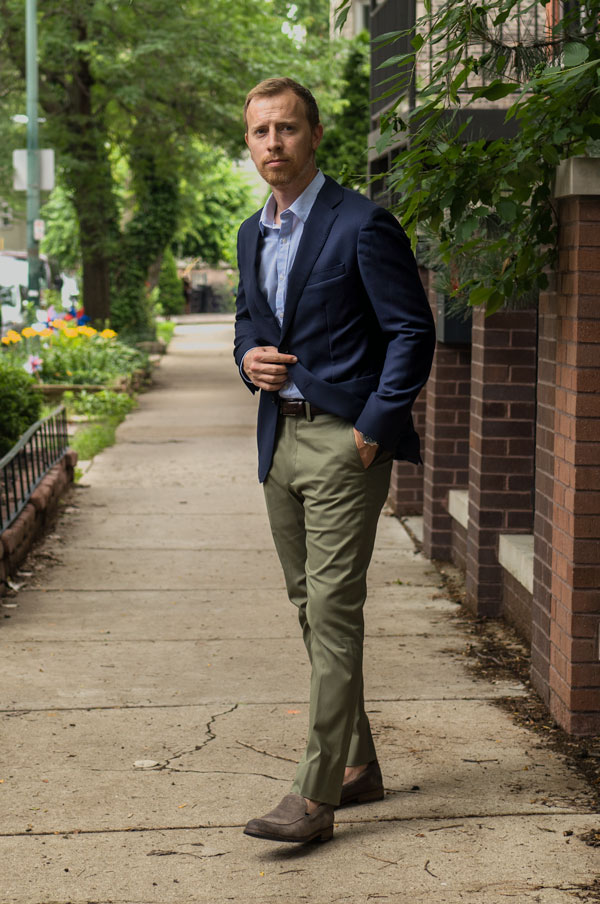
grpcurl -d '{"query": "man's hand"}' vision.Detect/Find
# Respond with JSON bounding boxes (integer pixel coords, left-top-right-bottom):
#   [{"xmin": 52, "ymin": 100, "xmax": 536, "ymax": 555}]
[
  {"xmin": 243, "ymin": 346, "xmax": 298, "ymax": 391},
  {"xmin": 353, "ymin": 428, "xmax": 379, "ymax": 469}
]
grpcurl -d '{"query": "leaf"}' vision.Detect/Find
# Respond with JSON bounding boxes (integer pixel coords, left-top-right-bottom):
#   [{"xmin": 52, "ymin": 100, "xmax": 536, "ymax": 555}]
[
  {"xmin": 411, "ymin": 34, "xmax": 425, "ymax": 52},
  {"xmin": 493, "ymin": 10, "xmax": 511, "ymax": 26},
  {"xmin": 377, "ymin": 52, "xmax": 415, "ymax": 70},
  {"xmin": 472, "ymin": 81, "xmax": 516, "ymax": 101},
  {"xmin": 563, "ymin": 42, "xmax": 590, "ymax": 68},
  {"xmin": 373, "ymin": 30, "xmax": 405, "ymax": 44},
  {"xmin": 486, "ymin": 291, "xmax": 505, "ymax": 315},
  {"xmin": 541, "ymin": 144, "xmax": 560, "ymax": 165},
  {"xmin": 375, "ymin": 125, "xmax": 394, "ymax": 155},
  {"xmin": 496, "ymin": 200, "xmax": 518, "ymax": 223},
  {"xmin": 469, "ymin": 286, "xmax": 493, "ymax": 306},
  {"xmin": 584, "ymin": 123, "xmax": 600, "ymax": 140},
  {"xmin": 450, "ymin": 67, "xmax": 470, "ymax": 99},
  {"xmin": 455, "ymin": 215, "xmax": 479, "ymax": 243}
]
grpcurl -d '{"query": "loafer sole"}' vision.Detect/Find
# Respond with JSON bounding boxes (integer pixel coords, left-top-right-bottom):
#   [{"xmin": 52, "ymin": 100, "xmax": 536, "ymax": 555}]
[
  {"xmin": 244, "ymin": 824, "xmax": 334, "ymax": 843},
  {"xmin": 338, "ymin": 785, "xmax": 384, "ymax": 808}
]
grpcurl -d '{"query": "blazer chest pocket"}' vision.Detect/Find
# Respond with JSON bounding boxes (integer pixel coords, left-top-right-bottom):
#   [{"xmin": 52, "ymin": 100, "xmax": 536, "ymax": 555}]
[{"xmin": 305, "ymin": 263, "xmax": 346, "ymax": 287}]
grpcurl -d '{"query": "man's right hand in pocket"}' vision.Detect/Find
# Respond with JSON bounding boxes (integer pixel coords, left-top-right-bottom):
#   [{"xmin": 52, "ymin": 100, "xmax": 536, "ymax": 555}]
[{"xmin": 243, "ymin": 346, "xmax": 298, "ymax": 391}]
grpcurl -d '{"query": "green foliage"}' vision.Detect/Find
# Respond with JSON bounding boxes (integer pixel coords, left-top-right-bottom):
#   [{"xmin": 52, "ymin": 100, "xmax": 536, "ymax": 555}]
[
  {"xmin": 0, "ymin": 0, "xmax": 326, "ymax": 326},
  {"xmin": 174, "ymin": 143, "xmax": 256, "ymax": 265},
  {"xmin": 337, "ymin": 0, "xmax": 600, "ymax": 313},
  {"xmin": 156, "ymin": 249, "xmax": 184, "ymax": 318},
  {"xmin": 63, "ymin": 389, "xmax": 137, "ymax": 420},
  {"xmin": 69, "ymin": 419, "xmax": 119, "ymax": 461},
  {"xmin": 317, "ymin": 32, "xmax": 370, "ymax": 187},
  {"xmin": 0, "ymin": 360, "xmax": 43, "ymax": 457},
  {"xmin": 156, "ymin": 320, "xmax": 176, "ymax": 347},
  {"xmin": 40, "ymin": 185, "xmax": 81, "ymax": 272},
  {"xmin": 38, "ymin": 332, "xmax": 147, "ymax": 385}
]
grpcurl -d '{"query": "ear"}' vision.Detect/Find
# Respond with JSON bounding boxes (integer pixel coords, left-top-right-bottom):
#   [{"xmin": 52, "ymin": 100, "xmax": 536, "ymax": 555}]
[
  {"xmin": 244, "ymin": 133, "xmax": 250, "ymax": 148},
  {"xmin": 312, "ymin": 123, "xmax": 324, "ymax": 151}
]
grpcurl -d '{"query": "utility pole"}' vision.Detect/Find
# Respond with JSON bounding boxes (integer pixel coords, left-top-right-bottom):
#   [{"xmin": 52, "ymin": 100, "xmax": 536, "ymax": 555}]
[{"xmin": 26, "ymin": 0, "xmax": 41, "ymax": 302}]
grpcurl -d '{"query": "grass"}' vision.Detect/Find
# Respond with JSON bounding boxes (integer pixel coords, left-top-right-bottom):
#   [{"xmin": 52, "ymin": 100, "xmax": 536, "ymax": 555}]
[
  {"xmin": 156, "ymin": 320, "xmax": 176, "ymax": 346},
  {"xmin": 69, "ymin": 418, "xmax": 120, "ymax": 462}
]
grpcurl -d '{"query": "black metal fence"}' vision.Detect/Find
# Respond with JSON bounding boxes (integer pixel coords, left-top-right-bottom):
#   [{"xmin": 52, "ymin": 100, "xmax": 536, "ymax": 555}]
[{"xmin": 0, "ymin": 405, "xmax": 69, "ymax": 533}]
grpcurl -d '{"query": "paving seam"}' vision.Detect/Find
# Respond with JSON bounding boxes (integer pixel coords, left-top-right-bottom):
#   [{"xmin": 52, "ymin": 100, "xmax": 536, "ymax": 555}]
[{"xmin": 0, "ymin": 810, "xmax": 590, "ymax": 839}]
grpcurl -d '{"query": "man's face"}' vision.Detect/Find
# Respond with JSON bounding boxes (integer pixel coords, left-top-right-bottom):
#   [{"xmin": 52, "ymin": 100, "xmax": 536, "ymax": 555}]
[{"xmin": 245, "ymin": 90, "xmax": 323, "ymax": 190}]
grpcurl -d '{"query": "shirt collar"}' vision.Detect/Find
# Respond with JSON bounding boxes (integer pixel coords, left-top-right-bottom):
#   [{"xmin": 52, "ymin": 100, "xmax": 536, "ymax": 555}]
[{"xmin": 259, "ymin": 170, "xmax": 325, "ymax": 234}]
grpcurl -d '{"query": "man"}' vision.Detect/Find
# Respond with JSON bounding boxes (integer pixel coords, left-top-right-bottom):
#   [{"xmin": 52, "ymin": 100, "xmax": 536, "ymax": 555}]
[{"xmin": 234, "ymin": 78, "xmax": 435, "ymax": 844}]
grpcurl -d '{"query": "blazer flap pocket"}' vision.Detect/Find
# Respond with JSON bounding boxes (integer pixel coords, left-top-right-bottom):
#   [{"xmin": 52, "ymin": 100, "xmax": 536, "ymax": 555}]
[{"xmin": 305, "ymin": 263, "xmax": 346, "ymax": 287}]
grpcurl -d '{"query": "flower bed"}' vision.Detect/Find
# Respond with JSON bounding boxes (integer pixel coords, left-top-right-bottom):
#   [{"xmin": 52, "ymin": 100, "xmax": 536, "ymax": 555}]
[{"xmin": 1, "ymin": 319, "xmax": 149, "ymax": 387}]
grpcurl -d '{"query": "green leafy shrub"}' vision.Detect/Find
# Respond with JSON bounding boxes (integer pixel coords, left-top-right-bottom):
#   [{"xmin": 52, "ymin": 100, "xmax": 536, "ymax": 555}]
[
  {"xmin": 69, "ymin": 420, "xmax": 119, "ymax": 461},
  {"xmin": 63, "ymin": 389, "xmax": 137, "ymax": 420},
  {"xmin": 38, "ymin": 329, "xmax": 148, "ymax": 385},
  {"xmin": 156, "ymin": 320, "xmax": 176, "ymax": 346},
  {"xmin": 157, "ymin": 249, "xmax": 185, "ymax": 317},
  {"xmin": 0, "ymin": 360, "xmax": 43, "ymax": 457}
]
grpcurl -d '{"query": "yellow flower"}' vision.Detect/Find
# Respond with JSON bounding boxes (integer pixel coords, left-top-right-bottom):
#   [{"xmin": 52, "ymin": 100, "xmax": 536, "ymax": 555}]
[
  {"xmin": 21, "ymin": 326, "xmax": 37, "ymax": 338},
  {"xmin": 6, "ymin": 330, "xmax": 21, "ymax": 343},
  {"xmin": 66, "ymin": 370, "xmax": 73, "ymax": 376},
  {"xmin": 40, "ymin": 328, "xmax": 54, "ymax": 338},
  {"xmin": 51, "ymin": 319, "xmax": 67, "ymax": 329},
  {"xmin": 77, "ymin": 325, "xmax": 97, "ymax": 337},
  {"xmin": 63, "ymin": 328, "xmax": 79, "ymax": 338},
  {"xmin": 100, "ymin": 328, "xmax": 117, "ymax": 339},
  {"xmin": 1, "ymin": 336, "xmax": 10, "ymax": 345}
]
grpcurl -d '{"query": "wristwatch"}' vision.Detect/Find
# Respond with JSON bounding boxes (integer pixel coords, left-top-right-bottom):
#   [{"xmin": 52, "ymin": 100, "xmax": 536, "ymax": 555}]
[{"xmin": 359, "ymin": 432, "xmax": 378, "ymax": 446}]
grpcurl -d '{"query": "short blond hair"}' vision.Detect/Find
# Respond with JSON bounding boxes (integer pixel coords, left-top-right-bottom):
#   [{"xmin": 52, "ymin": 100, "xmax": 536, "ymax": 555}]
[{"xmin": 244, "ymin": 78, "xmax": 320, "ymax": 131}]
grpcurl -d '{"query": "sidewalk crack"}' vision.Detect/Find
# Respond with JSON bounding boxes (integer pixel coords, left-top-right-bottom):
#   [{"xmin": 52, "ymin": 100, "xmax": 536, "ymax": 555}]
[{"xmin": 159, "ymin": 703, "xmax": 238, "ymax": 769}]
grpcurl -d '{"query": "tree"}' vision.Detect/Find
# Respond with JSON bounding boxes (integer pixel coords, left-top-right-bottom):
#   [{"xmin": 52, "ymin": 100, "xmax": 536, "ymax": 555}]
[
  {"xmin": 317, "ymin": 32, "xmax": 370, "ymax": 186},
  {"xmin": 172, "ymin": 142, "xmax": 256, "ymax": 266},
  {"xmin": 336, "ymin": 0, "xmax": 600, "ymax": 313},
  {"xmin": 0, "ymin": 0, "xmax": 305, "ymax": 331}
]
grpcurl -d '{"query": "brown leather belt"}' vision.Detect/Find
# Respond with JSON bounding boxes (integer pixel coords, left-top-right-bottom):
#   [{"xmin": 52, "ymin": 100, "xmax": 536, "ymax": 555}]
[{"xmin": 279, "ymin": 399, "xmax": 328, "ymax": 418}]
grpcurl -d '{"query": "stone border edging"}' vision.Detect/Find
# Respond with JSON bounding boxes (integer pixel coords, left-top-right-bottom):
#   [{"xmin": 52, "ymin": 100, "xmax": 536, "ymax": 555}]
[{"xmin": 0, "ymin": 449, "xmax": 78, "ymax": 598}]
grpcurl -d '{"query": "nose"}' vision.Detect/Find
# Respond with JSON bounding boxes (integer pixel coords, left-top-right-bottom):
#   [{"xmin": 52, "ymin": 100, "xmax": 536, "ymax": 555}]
[{"xmin": 267, "ymin": 126, "xmax": 282, "ymax": 151}]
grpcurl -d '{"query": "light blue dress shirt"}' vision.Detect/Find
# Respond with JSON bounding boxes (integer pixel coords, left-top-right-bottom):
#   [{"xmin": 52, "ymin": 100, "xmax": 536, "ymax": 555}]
[{"xmin": 250, "ymin": 169, "xmax": 326, "ymax": 400}]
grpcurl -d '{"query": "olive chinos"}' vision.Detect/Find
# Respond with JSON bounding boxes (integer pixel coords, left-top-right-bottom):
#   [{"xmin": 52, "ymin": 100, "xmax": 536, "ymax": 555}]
[{"xmin": 263, "ymin": 410, "xmax": 393, "ymax": 807}]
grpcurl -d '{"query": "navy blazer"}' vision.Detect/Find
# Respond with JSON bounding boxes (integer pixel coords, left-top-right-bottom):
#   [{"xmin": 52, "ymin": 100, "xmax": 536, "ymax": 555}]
[{"xmin": 234, "ymin": 175, "xmax": 436, "ymax": 482}]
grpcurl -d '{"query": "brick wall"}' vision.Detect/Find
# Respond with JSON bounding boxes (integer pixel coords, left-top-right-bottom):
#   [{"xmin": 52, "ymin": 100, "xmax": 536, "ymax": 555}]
[
  {"xmin": 532, "ymin": 276, "xmax": 558, "ymax": 704},
  {"xmin": 539, "ymin": 192, "xmax": 600, "ymax": 735},
  {"xmin": 465, "ymin": 308, "xmax": 537, "ymax": 617},
  {"xmin": 422, "ymin": 278, "xmax": 471, "ymax": 560},
  {"xmin": 503, "ymin": 571, "xmax": 533, "ymax": 645},
  {"xmin": 451, "ymin": 519, "xmax": 467, "ymax": 572},
  {"xmin": 388, "ymin": 388, "xmax": 426, "ymax": 516}
]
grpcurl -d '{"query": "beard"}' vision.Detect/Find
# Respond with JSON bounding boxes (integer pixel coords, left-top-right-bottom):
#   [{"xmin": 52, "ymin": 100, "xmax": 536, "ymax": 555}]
[{"xmin": 258, "ymin": 158, "xmax": 295, "ymax": 186}]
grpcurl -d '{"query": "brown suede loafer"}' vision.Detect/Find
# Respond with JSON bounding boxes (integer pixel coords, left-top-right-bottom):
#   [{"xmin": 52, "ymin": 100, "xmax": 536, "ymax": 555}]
[
  {"xmin": 338, "ymin": 760, "xmax": 384, "ymax": 807},
  {"xmin": 244, "ymin": 793, "xmax": 334, "ymax": 843}
]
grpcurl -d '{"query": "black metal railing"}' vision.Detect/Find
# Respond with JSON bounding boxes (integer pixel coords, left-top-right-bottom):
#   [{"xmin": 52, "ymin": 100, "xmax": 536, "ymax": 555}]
[{"xmin": 0, "ymin": 405, "xmax": 69, "ymax": 533}]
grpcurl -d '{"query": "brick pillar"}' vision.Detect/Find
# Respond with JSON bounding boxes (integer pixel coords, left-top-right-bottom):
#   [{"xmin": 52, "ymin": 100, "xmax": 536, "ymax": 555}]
[
  {"xmin": 422, "ymin": 280, "xmax": 471, "ymax": 560},
  {"xmin": 532, "ymin": 278, "xmax": 558, "ymax": 704},
  {"xmin": 387, "ymin": 265, "xmax": 429, "ymax": 517},
  {"xmin": 536, "ymin": 159, "xmax": 600, "ymax": 734},
  {"xmin": 465, "ymin": 308, "xmax": 537, "ymax": 617},
  {"xmin": 388, "ymin": 388, "xmax": 426, "ymax": 516}
]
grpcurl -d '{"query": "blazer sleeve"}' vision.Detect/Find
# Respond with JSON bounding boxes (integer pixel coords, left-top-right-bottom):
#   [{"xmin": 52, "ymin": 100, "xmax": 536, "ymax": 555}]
[
  {"xmin": 233, "ymin": 231, "xmax": 261, "ymax": 394},
  {"xmin": 353, "ymin": 207, "xmax": 436, "ymax": 448}
]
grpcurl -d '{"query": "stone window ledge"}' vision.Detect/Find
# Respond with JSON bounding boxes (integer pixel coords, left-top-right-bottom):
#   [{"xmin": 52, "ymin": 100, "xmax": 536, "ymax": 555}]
[
  {"xmin": 498, "ymin": 534, "xmax": 534, "ymax": 595},
  {"xmin": 447, "ymin": 489, "xmax": 468, "ymax": 530}
]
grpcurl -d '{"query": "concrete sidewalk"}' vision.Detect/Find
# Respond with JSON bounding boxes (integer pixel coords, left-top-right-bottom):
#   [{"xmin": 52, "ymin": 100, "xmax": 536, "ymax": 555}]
[{"xmin": 1, "ymin": 322, "xmax": 597, "ymax": 904}]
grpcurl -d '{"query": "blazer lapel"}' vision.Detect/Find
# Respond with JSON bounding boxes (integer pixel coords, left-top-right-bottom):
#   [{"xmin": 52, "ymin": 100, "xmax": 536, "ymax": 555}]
[
  {"xmin": 279, "ymin": 191, "xmax": 339, "ymax": 345},
  {"xmin": 242, "ymin": 213, "xmax": 280, "ymax": 331}
]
